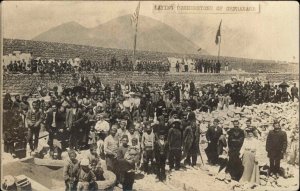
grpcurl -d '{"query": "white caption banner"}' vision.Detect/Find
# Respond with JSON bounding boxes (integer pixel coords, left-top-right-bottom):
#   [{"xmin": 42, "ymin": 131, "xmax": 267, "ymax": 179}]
[{"xmin": 153, "ymin": 2, "xmax": 260, "ymax": 14}]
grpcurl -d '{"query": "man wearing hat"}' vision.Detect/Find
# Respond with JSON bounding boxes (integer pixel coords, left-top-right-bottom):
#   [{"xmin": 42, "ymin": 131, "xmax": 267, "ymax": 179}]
[
  {"xmin": 225, "ymin": 119, "xmax": 245, "ymax": 181},
  {"xmin": 205, "ymin": 118, "xmax": 223, "ymax": 165},
  {"xmin": 266, "ymin": 119, "xmax": 287, "ymax": 177},
  {"xmin": 168, "ymin": 118, "xmax": 182, "ymax": 171}
]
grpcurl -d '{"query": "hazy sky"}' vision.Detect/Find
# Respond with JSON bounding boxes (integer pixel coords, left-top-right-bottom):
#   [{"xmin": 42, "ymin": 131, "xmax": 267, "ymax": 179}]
[{"xmin": 2, "ymin": 1, "xmax": 299, "ymax": 62}]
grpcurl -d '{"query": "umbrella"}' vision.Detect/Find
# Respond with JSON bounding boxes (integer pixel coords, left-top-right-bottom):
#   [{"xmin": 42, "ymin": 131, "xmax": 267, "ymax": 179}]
[{"xmin": 279, "ymin": 82, "xmax": 289, "ymax": 88}]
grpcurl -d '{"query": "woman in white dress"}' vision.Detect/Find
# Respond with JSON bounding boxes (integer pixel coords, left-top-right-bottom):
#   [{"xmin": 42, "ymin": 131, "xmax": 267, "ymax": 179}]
[{"xmin": 239, "ymin": 131, "xmax": 260, "ymax": 184}]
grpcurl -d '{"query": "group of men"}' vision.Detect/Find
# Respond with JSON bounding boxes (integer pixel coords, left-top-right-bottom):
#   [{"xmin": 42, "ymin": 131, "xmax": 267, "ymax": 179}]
[
  {"xmin": 2, "ymin": 76, "xmax": 298, "ymax": 190},
  {"xmin": 194, "ymin": 59, "xmax": 222, "ymax": 73},
  {"xmin": 225, "ymin": 81, "xmax": 298, "ymax": 106},
  {"xmin": 175, "ymin": 59, "xmax": 223, "ymax": 73},
  {"xmin": 4, "ymin": 55, "xmax": 171, "ymax": 75},
  {"xmin": 205, "ymin": 117, "xmax": 289, "ymax": 181},
  {"xmin": 5, "ymin": 59, "xmax": 75, "ymax": 74}
]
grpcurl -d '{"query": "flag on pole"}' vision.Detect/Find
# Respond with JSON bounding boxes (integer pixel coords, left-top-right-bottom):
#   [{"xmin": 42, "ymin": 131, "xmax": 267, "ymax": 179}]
[
  {"xmin": 131, "ymin": 2, "xmax": 140, "ymax": 27},
  {"xmin": 132, "ymin": 1, "xmax": 141, "ymax": 62},
  {"xmin": 215, "ymin": 20, "xmax": 222, "ymax": 45}
]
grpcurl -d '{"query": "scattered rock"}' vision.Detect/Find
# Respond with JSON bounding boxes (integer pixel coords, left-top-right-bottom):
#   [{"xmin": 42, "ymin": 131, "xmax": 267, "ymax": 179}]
[{"xmin": 260, "ymin": 179, "xmax": 267, "ymax": 186}]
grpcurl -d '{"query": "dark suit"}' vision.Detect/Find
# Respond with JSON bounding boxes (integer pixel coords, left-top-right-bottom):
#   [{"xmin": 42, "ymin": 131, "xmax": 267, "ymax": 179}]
[
  {"xmin": 183, "ymin": 123, "xmax": 200, "ymax": 166},
  {"xmin": 154, "ymin": 140, "xmax": 168, "ymax": 181},
  {"xmin": 266, "ymin": 129, "xmax": 287, "ymax": 174},
  {"xmin": 66, "ymin": 108, "xmax": 85, "ymax": 150},
  {"xmin": 45, "ymin": 110, "xmax": 65, "ymax": 149},
  {"xmin": 225, "ymin": 127, "xmax": 245, "ymax": 181},
  {"xmin": 205, "ymin": 125, "xmax": 223, "ymax": 164}
]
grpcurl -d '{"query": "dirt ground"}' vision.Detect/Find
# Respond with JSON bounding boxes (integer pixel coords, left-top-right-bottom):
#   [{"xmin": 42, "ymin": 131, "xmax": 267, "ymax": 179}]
[{"xmin": 2, "ymin": 161, "xmax": 64, "ymax": 189}]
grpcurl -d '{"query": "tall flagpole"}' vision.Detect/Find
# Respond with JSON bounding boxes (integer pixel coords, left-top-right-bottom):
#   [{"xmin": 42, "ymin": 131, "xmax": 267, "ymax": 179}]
[
  {"xmin": 218, "ymin": 35, "xmax": 221, "ymax": 62},
  {"xmin": 217, "ymin": 20, "xmax": 222, "ymax": 62},
  {"xmin": 132, "ymin": 2, "xmax": 140, "ymax": 67}
]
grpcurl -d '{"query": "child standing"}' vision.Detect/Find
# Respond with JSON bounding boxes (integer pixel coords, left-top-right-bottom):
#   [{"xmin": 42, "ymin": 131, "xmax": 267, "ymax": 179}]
[
  {"xmin": 154, "ymin": 131, "xmax": 168, "ymax": 181},
  {"xmin": 125, "ymin": 138, "xmax": 141, "ymax": 171},
  {"xmin": 141, "ymin": 124, "xmax": 155, "ymax": 174}
]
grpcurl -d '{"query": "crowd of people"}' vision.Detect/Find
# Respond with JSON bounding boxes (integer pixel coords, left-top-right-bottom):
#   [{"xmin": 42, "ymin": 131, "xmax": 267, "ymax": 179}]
[
  {"xmin": 175, "ymin": 59, "xmax": 226, "ymax": 73},
  {"xmin": 2, "ymin": 77, "xmax": 299, "ymax": 191},
  {"xmin": 3, "ymin": 55, "xmax": 170, "ymax": 75}
]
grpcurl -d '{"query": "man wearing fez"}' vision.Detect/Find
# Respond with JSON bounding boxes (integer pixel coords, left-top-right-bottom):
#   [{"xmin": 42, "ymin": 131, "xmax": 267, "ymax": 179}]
[
  {"xmin": 26, "ymin": 101, "xmax": 43, "ymax": 152},
  {"xmin": 66, "ymin": 100, "xmax": 85, "ymax": 153},
  {"xmin": 225, "ymin": 119, "xmax": 245, "ymax": 181},
  {"xmin": 205, "ymin": 118, "xmax": 223, "ymax": 165},
  {"xmin": 266, "ymin": 119, "xmax": 287, "ymax": 177}
]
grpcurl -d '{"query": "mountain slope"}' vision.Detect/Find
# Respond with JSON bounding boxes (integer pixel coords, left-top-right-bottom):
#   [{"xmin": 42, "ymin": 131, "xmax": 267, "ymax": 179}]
[
  {"xmin": 33, "ymin": 21, "xmax": 89, "ymax": 44},
  {"xmin": 32, "ymin": 15, "xmax": 202, "ymax": 54}
]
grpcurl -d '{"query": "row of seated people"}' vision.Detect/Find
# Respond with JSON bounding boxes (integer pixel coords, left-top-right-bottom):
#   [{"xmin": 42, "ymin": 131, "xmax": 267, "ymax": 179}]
[{"xmin": 3, "ymin": 56, "xmax": 170, "ymax": 74}]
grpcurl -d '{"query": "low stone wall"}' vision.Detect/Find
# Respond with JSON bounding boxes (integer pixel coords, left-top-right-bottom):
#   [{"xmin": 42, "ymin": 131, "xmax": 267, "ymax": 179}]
[{"xmin": 2, "ymin": 72, "xmax": 299, "ymax": 94}]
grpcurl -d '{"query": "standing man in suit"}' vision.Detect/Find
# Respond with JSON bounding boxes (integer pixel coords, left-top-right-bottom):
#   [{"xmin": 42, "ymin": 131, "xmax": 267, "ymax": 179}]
[
  {"xmin": 175, "ymin": 61, "xmax": 180, "ymax": 72},
  {"xmin": 26, "ymin": 101, "xmax": 43, "ymax": 152},
  {"xmin": 205, "ymin": 119, "xmax": 223, "ymax": 165},
  {"xmin": 66, "ymin": 100, "xmax": 86, "ymax": 153},
  {"xmin": 291, "ymin": 83, "xmax": 299, "ymax": 102},
  {"xmin": 226, "ymin": 119, "xmax": 245, "ymax": 181},
  {"xmin": 45, "ymin": 104, "xmax": 65, "ymax": 151},
  {"xmin": 266, "ymin": 120, "xmax": 287, "ymax": 177},
  {"xmin": 168, "ymin": 119, "xmax": 183, "ymax": 171}
]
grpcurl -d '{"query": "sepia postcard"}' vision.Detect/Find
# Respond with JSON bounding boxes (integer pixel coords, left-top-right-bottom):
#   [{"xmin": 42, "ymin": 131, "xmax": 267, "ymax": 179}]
[{"xmin": 1, "ymin": 1, "xmax": 299, "ymax": 191}]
